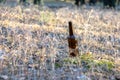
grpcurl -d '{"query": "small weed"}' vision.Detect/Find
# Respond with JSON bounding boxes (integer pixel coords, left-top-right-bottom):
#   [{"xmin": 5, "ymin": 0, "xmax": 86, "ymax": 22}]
[{"xmin": 64, "ymin": 52, "xmax": 115, "ymax": 71}]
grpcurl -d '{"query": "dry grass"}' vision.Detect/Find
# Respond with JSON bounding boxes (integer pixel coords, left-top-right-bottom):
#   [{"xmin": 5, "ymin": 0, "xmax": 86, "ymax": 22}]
[{"xmin": 0, "ymin": 4, "xmax": 120, "ymax": 80}]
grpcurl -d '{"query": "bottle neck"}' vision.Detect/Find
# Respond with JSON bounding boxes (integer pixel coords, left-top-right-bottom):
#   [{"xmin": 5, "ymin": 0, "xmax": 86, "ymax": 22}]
[{"xmin": 69, "ymin": 21, "xmax": 74, "ymax": 36}]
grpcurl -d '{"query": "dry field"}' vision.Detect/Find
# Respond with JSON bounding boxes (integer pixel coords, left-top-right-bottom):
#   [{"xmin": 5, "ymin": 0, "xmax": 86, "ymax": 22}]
[{"xmin": 0, "ymin": 4, "xmax": 120, "ymax": 80}]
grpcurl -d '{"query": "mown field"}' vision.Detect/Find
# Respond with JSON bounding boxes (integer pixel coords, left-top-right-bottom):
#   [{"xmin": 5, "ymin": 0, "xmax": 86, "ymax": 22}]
[{"xmin": 0, "ymin": 3, "xmax": 120, "ymax": 80}]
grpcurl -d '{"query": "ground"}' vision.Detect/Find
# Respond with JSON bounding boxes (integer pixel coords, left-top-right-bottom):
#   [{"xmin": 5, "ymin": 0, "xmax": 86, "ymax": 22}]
[{"xmin": 0, "ymin": 1, "xmax": 120, "ymax": 80}]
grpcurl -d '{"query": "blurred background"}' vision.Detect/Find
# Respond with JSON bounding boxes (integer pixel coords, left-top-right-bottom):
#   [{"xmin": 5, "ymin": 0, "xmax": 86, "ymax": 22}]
[{"xmin": 0, "ymin": 0, "xmax": 120, "ymax": 9}]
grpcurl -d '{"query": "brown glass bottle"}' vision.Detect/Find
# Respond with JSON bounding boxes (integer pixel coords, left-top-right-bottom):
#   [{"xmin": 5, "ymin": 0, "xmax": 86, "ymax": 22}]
[{"xmin": 68, "ymin": 21, "xmax": 79, "ymax": 57}]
